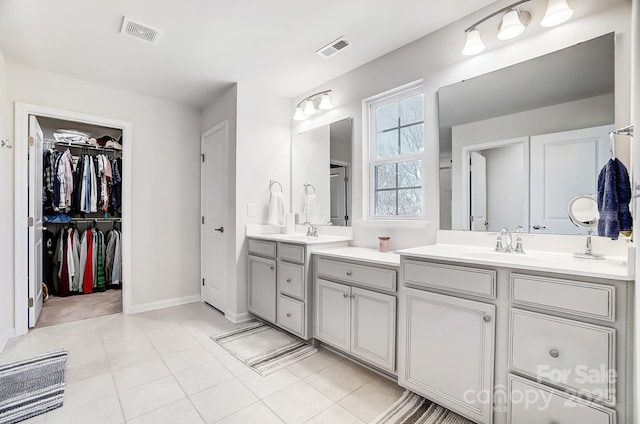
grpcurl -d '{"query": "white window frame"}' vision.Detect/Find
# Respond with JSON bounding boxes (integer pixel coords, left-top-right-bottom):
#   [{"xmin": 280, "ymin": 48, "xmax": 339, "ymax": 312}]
[{"xmin": 364, "ymin": 81, "xmax": 425, "ymax": 220}]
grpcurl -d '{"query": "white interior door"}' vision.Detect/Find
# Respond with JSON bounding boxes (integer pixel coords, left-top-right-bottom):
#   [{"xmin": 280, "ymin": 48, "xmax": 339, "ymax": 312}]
[
  {"xmin": 330, "ymin": 166, "xmax": 348, "ymax": 225},
  {"xmin": 470, "ymin": 152, "xmax": 487, "ymax": 231},
  {"xmin": 530, "ymin": 125, "xmax": 612, "ymax": 234},
  {"xmin": 28, "ymin": 115, "xmax": 44, "ymax": 328},
  {"xmin": 201, "ymin": 122, "xmax": 228, "ymax": 313}
]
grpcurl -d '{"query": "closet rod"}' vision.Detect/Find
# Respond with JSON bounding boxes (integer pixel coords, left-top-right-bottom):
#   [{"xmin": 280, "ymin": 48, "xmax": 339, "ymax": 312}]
[
  {"xmin": 44, "ymin": 138, "xmax": 122, "ymax": 154},
  {"xmin": 69, "ymin": 218, "xmax": 121, "ymax": 222}
]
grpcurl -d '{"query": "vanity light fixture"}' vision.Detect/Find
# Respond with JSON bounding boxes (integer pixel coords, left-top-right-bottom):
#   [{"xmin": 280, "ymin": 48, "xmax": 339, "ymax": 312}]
[
  {"xmin": 293, "ymin": 90, "xmax": 333, "ymax": 120},
  {"xmin": 540, "ymin": 0, "xmax": 574, "ymax": 27},
  {"xmin": 461, "ymin": 0, "xmax": 573, "ymax": 56}
]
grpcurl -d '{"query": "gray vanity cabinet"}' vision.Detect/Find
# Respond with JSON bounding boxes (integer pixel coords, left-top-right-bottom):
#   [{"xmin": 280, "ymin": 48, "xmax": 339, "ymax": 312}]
[{"xmin": 247, "ymin": 240, "xmax": 277, "ymax": 322}]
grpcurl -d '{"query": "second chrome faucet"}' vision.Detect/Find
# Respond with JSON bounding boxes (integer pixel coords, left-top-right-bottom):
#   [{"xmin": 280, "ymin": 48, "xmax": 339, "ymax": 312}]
[{"xmin": 495, "ymin": 227, "xmax": 525, "ymax": 254}]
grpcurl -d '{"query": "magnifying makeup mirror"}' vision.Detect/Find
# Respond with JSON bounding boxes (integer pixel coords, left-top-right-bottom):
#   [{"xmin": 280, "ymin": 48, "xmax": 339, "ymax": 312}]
[{"xmin": 568, "ymin": 195, "xmax": 604, "ymax": 259}]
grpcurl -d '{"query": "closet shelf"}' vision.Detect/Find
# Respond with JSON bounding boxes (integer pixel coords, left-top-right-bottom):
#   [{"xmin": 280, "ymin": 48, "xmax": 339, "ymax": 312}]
[{"xmin": 44, "ymin": 138, "xmax": 122, "ymax": 154}]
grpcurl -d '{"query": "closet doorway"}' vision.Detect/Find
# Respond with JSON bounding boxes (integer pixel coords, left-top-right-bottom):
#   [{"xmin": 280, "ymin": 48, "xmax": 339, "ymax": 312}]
[{"xmin": 14, "ymin": 103, "xmax": 132, "ymax": 335}]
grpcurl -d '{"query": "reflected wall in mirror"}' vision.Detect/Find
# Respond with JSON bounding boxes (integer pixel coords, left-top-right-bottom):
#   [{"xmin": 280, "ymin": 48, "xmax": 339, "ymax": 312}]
[
  {"xmin": 292, "ymin": 118, "xmax": 352, "ymax": 226},
  {"xmin": 438, "ymin": 33, "xmax": 615, "ymax": 235}
]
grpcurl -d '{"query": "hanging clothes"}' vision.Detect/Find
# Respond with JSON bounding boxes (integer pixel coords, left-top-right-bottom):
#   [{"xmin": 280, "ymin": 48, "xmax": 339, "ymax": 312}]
[
  {"xmin": 54, "ymin": 226, "xmax": 80, "ymax": 296},
  {"xmin": 42, "ymin": 229, "xmax": 56, "ymax": 295},
  {"xmin": 110, "ymin": 158, "xmax": 122, "ymax": 213}
]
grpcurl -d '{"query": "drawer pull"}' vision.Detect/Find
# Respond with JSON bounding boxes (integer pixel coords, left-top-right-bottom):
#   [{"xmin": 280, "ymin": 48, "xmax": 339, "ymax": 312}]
[
  {"xmin": 270, "ymin": 266, "xmax": 274, "ymax": 270},
  {"xmin": 346, "ymin": 271, "xmax": 352, "ymax": 276},
  {"xmin": 286, "ymin": 278, "xmax": 291, "ymax": 283},
  {"xmin": 343, "ymin": 293, "xmax": 349, "ymax": 298},
  {"xmin": 482, "ymin": 315, "xmax": 491, "ymax": 323},
  {"xmin": 549, "ymin": 349, "xmax": 559, "ymax": 358},
  {"xmin": 286, "ymin": 313, "xmax": 291, "ymax": 318},
  {"xmin": 350, "ymin": 294, "xmax": 355, "ymax": 299}
]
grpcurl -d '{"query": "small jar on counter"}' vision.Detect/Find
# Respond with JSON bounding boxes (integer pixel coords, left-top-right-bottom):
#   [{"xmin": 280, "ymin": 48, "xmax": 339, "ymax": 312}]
[{"xmin": 378, "ymin": 236, "xmax": 390, "ymax": 252}]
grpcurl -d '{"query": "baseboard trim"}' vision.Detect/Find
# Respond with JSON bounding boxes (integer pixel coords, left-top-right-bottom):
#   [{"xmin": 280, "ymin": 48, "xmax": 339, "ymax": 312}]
[
  {"xmin": 0, "ymin": 328, "xmax": 16, "ymax": 353},
  {"xmin": 129, "ymin": 295, "xmax": 201, "ymax": 315},
  {"xmin": 225, "ymin": 311, "xmax": 252, "ymax": 324}
]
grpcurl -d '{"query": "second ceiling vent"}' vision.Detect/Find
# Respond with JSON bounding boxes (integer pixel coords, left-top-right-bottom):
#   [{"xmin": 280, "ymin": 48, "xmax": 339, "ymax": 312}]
[
  {"xmin": 316, "ymin": 37, "xmax": 351, "ymax": 59},
  {"xmin": 120, "ymin": 17, "xmax": 162, "ymax": 44}
]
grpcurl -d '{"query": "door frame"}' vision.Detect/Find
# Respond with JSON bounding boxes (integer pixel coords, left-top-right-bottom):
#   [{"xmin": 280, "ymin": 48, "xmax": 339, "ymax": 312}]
[
  {"xmin": 14, "ymin": 102, "xmax": 133, "ymax": 336},
  {"xmin": 200, "ymin": 120, "xmax": 228, "ymax": 311},
  {"xmin": 460, "ymin": 136, "xmax": 530, "ymax": 231}
]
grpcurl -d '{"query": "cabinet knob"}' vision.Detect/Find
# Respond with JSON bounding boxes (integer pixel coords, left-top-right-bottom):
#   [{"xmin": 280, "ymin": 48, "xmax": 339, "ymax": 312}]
[
  {"xmin": 343, "ymin": 293, "xmax": 349, "ymax": 298},
  {"xmin": 350, "ymin": 294, "xmax": 355, "ymax": 299},
  {"xmin": 286, "ymin": 313, "xmax": 291, "ymax": 318},
  {"xmin": 286, "ymin": 278, "xmax": 291, "ymax": 283},
  {"xmin": 482, "ymin": 315, "xmax": 491, "ymax": 323},
  {"xmin": 549, "ymin": 349, "xmax": 559, "ymax": 358},
  {"xmin": 270, "ymin": 266, "xmax": 274, "ymax": 270},
  {"xmin": 346, "ymin": 271, "xmax": 352, "ymax": 276}
]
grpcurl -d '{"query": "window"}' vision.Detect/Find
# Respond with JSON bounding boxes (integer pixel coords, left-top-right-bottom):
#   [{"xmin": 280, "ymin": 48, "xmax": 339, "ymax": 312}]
[{"xmin": 368, "ymin": 86, "xmax": 424, "ymax": 217}]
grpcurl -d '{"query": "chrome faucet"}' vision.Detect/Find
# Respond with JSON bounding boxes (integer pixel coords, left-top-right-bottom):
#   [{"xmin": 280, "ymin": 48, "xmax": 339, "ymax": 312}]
[
  {"xmin": 514, "ymin": 226, "xmax": 525, "ymax": 254},
  {"xmin": 494, "ymin": 226, "xmax": 525, "ymax": 253},
  {"xmin": 302, "ymin": 222, "xmax": 318, "ymax": 237},
  {"xmin": 500, "ymin": 228, "xmax": 513, "ymax": 253}
]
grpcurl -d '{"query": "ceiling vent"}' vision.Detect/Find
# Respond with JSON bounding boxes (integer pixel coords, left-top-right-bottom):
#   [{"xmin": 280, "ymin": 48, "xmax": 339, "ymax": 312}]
[
  {"xmin": 120, "ymin": 17, "xmax": 162, "ymax": 44},
  {"xmin": 316, "ymin": 37, "xmax": 351, "ymax": 59}
]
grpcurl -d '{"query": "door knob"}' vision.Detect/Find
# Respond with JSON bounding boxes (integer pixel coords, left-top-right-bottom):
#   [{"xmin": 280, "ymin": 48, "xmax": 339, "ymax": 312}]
[
  {"xmin": 532, "ymin": 225, "xmax": 546, "ymax": 230},
  {"xmin": 549, "ymin": 349, "xmax": 559, "ymax": 358},
  {"xmin": 214, "ymin": 226, "xmax": 224, "ymax": 233}
]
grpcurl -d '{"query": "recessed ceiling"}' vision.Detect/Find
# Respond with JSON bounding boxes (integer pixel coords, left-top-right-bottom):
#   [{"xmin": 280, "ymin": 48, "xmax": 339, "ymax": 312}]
[{"xmin": 0, "ymin": 0, "xmax": 496, "ymax": 108}]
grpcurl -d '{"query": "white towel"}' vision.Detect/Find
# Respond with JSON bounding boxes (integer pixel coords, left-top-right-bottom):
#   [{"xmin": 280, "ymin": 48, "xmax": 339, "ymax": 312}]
[
  {"xmin": 267, "ymin": 192, "xmax": 286, "ymax": 226},
  {"xmin": 303, "ymin": 193, "xmax": 319, "ymax": 224}
]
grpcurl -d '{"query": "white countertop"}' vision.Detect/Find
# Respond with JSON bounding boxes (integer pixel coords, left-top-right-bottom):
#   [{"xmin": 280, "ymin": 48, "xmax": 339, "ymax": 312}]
[
  {"xmin": 312, "ymin": 247, "xmax": 401, "ymax": 267},
  {"xmin": 398, "ymin": 244, "xmax": 633, "ymax": 281},
  {"xmin": 247, "ymin": 233, "xmax": 352, "ymax": 245}
]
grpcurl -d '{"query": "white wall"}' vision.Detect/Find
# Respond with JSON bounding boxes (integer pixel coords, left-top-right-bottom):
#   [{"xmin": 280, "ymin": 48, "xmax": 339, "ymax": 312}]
[
  {"xmin": 0, "ymin": 48, "xmax": 13, "ymax": 349},
  {"xmin": 482, "ymin": 145, "xmax": 525, "ymax": 232},
  {"xmin": 290, "ymin": 0, "xmax": 631, "ymax": 238},
  {"xmin": 5, "ymin": 63, "xmax": 202, "ymax": 331},
  {"xmin": 200, "ymin": 83, "xmax": 239, "ymax": 320}
]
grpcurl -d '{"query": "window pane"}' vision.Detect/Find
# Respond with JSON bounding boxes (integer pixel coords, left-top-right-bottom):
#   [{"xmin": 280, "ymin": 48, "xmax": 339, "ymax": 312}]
[
  {"xmin": 398, "ymin": 160, "xmax": 421, "ymax": 188},
  {"xmin": 400, "ymin": 123, "xmax": 424, "ymax": 154},
  {"xmin": 375, "ymin": 190, "xmax": 397, "ymax": 216},
  {"xmin": 398, "ymin": 189, "xmax": 422, "ymax": 216},
  {"xmin": 376, "ymin": 102, "xmax": 398, "ymax": 131},
  {"xmin": 375, "ymin": 164, "xmax": 397, "ymax": 189},
  {"xmin": 400, "ymin": 94, "xmax": 423, "ymax": 125},
  {"xmin": 376, "ymin": 130, "xmax": 398, "ymax": 158}
]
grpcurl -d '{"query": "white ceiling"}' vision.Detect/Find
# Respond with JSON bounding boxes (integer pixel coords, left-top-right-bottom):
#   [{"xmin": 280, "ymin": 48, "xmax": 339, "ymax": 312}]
[{"xmin": 0, "ymin": 0, "xmax": 496, "ymax": 108}]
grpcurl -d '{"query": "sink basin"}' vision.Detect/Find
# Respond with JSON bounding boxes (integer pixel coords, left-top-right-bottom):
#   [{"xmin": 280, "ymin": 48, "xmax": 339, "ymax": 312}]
[{"xmin": 461, "ymin": 251, "xmax": 547, "ymax": 263}]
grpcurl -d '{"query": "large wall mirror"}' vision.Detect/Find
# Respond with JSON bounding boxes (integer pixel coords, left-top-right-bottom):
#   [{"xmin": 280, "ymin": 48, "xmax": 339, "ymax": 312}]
[
  {"xmin": 291, "ymin": 118, "xmax": 352, "ymax": 226},
  {"xmin": 438, "ymin": 33, "xmax": 615, "ymax": 235}
]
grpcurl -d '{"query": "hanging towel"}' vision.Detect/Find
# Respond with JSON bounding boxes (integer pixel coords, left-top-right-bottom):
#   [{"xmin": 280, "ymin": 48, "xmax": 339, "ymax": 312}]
[
  {"xmin": 597, "ymin": 158, "xmax": 632, "ymax": 240},
  {"xmin": 267, "ymin": 192, "xmax": 286, "ymax": 226},
  {"xmin": 303, "ymin": 193, "xmax": 319, "ymax": 224}
]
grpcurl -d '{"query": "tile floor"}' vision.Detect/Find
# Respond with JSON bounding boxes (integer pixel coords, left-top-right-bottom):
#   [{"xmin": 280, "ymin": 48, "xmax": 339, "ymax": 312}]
[{"xmin": 1, "ymin": 302, "xmax": 404, "ymax": 424}]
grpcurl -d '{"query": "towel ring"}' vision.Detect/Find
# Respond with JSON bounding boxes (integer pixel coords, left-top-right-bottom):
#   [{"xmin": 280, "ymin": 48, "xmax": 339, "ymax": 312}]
[
  {"xmin": 608, "ymin": 131, "xmax": 616, "ymax": 158},
  {"xmin": 304, "ymin": 183, "xmax": 317, "ymax": 195},
  {"xmin": 269, "ymin": 180, "xmax": 283, "ymax": 193}
]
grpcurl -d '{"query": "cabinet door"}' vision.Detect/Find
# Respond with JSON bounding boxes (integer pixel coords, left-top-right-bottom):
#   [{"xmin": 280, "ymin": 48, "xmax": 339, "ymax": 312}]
[
  {"xmin": 398, "ymin": 287, "xmax": 495, "ymax": 424},
  {"xmin": 315, "ymin": 279, "xmax": 350, "ymax": 351},
  {"xmin": 247, "ymin": 255, "xmax": 277, "ymax": 322},
  {"xmin": 350, "ymin": 287, "xmax": 396, "ymax": 372}
]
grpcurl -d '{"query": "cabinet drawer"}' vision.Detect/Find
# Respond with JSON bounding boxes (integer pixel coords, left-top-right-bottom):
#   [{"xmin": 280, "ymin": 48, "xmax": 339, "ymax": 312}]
[
  {"xmin": 316, "ymin": 258, "xmax": 396, "ymax": 292},
  {"xmin": 248, "ymin": 239, "xmax": 276, "ymax": 258},
  {"xmin": 509, "ymin": 309, "xmax": 616, "ymax": 405},
  {"xmin": 510, "ymin": 273, "xmax": 615, "ymax": 321},
  {"xmin": 278, "ymin": 295, "xmax": 304, "ymax": 337},
  {"xmin": 403, "ymin": 260, "xmax": 496, "ymax": 299},
  {"xmin": 278, "ymin": 262, "xmax": 304, "ymax": 300},
  {"xmin": 280, "ymin": 243, "xmax": 305, "ymax": 264},
  {"xmin": 508, "ymin": 375, "xmax": 615, "ymax": 424}
]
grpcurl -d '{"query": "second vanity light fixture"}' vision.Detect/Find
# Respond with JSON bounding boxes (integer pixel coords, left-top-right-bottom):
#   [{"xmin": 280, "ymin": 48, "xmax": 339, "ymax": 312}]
[
  {"xmin": 293, "ymin": 90, "xmax": 333, "ymax": 120},
  {"xmin": 462, "ymin": 0, "xmax": 574, "ymax": 56}
]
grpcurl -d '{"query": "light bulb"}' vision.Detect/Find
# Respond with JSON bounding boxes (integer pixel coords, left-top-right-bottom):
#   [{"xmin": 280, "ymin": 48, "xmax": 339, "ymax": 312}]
[
  {"xmin": 541, "ymin": 0, "xmax": 574, "ymax": 27},
  {"xmin": 303, "ymin": 99, "xmax": 316, "ymax": 115},
  {"xmin": 462, "ymin": 29, "xmax": 485, "ymax": 56},
  {"xmin": 318, "ymin": 93, "xmax": 332, "ymax": 110},
  {"xmin": 498, "ymin": 9, "xmax": 526, "ymax": 40},
  {"xmin": 293, "ymin": 106, "xmax": 306, "ymax": 120}
]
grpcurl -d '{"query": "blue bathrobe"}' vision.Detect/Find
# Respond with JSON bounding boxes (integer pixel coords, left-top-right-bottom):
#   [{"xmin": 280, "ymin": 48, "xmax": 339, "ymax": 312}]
[{"xmin": 597, "ymin": 158, "xmax": 632, "ymax": 240}]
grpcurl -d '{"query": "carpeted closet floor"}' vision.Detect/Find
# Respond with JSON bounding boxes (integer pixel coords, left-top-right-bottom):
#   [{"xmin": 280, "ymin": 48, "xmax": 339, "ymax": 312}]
[{"xmin": 36, "ymin": 290, "xmax": 122, "ymax": 328}]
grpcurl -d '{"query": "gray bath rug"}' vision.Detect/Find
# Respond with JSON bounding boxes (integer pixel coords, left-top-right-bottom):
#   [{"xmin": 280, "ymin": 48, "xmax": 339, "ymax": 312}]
[
  {"xmin": 0, "ymin": 350, "xmax": 68, "ymax": 424},
  {"xmin": 212, "ymin": 321, "xmax": 317, "ymax": 376},
  {"xmin": 371, "ymin": 391, "xmax": 474, "ymax": 424}
]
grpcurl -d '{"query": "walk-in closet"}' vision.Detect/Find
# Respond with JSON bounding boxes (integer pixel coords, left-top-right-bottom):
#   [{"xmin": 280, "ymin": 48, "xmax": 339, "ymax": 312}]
[{"xmin": 32, "ymin": 116, "xmax": 124, "ymax": 328}]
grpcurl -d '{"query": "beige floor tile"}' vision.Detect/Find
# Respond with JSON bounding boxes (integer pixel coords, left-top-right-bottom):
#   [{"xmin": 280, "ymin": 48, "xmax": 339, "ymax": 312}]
[
  {"xmin": 286, "ymin": 350, "xmax": 334, "ymax": 379},
  {"xmin": 47, "ymin": 395, "xmax": 124, "ymax": 424},
  {"xmin": 149, "ymin": 333, "xmax": 202, "ymax": 356},
  {"xmin": 305, "ymin": 404, "xmax": 365, "ymax": 424},
  {"xmin": 239, "ymin": 368, "xmax": 300, "ymax": 399},
  {"xmin": 215, "ymin": 401, "xmax": 285, "ymax": 424},
  {"xmin": 62, "ymin": 372, "xmax": 117, "ymax": 410},
  {"xmin": 263, "ymin": 381, "xmax": 334, "ymax": 424},
  {"xmin": 118, "ymin": 375, "xmax": 186, "ymax": 420},
  {"xmin": 65, "ymin": 355, "xmax": 112, "ymax": 384},
  {"xmin": 127, "ymin": 398, "xmax": 204, "ymax": 424},
  {"xmin": 174, "ymin": 360, "xmax": 235, "ymax": 395},
  {"xmin": 190, "ymin": 378, "xmax": 258, "ymax": 423},
  {"xmin": 111, "ymin": 357, "xmax": 171, "ymax": 391},
  {"xmin": 107, "ymin": 345, "xmax": 160, "ymax": 370},
  {"xmin": 304, "ymin": 364, "xmax": 366, "ymax": 402},
  {"xmin": 162, "ymin": 344, "xmax": 215, "ymax": 374},
  {"xmin": 338, "ymin": 381, "xmax": 404, "ymax": 422}
]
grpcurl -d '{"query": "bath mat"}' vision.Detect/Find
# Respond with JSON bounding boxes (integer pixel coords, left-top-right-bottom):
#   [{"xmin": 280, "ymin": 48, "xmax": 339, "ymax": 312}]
[
  {"xmin": 212, "ymin": 321, "xmax": 317, "ymax": 376},
  {"xmin": 0, "ymin": 350, "xmax": 68, "ymax": 424},
  {"xmin": 371, "ymin": 391, "xmax": 474, "ymax": 424}
]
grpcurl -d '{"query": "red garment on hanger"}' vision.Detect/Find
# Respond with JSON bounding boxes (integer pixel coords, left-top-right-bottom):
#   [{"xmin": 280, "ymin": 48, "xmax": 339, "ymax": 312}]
[{"xmin": 83, "ymin": 230, "xmax": 93, "ymax": 293}]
